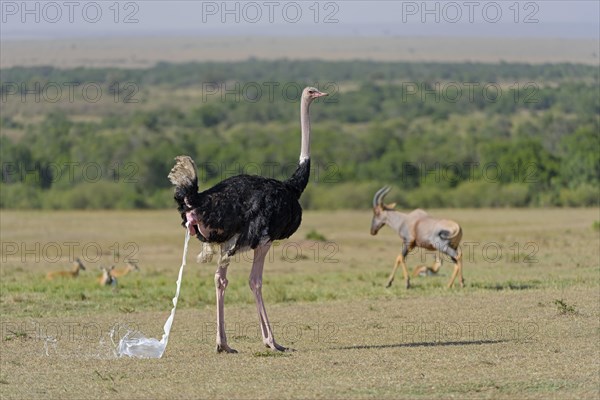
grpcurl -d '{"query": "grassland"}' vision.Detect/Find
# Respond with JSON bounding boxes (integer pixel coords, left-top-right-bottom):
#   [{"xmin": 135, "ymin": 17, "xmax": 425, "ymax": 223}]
[
  {"xmin": 3, "ymin": 36, "xmax": 599, "ymax": 69},
  {"xmin": 1, "ymin": 208, "xmax": 599, "ymax": 399}
]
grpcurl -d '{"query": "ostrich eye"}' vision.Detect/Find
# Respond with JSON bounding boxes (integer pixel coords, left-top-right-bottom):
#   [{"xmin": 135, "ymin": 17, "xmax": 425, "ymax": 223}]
[{"xmin": 309, "ymin": 90, "xmax": 315, "ymax": 94}]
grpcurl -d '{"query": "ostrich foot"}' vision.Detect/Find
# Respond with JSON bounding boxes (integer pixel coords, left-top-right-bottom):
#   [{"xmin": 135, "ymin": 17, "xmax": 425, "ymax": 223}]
[
  {"xmin": 264, "ymin": 340, "xmax": 293, "ymax": 352},
  {"xmin": 216, "ymin": 343, "xmax": 238, "ymax": 354}
]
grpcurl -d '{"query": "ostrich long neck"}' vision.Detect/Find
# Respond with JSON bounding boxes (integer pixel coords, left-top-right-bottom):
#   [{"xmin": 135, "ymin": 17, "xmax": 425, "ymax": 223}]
[
  {"xmin": 299, "ymin": 99, "xmax": 311, "ymax": 163},
  {"xmin": 285, "ymin": 97, "xmax": 312, "ymax": 197}
]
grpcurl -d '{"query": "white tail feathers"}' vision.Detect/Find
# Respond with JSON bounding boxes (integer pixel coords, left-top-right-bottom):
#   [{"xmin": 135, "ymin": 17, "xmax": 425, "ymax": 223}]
[{"xmin": 168, "ymin": 155, "xmax": 198, "ymax": 188}]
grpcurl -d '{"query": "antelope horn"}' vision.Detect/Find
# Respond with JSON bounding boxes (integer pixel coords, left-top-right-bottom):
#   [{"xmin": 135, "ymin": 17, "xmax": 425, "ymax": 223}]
[
  {"xmin": 373, "ymin": 187, "xmax": 385, "ymax": 208},
  {"xmin": 373, "ymin": 186, "xmax": 391, "ymax": 208},
  {"xmin": 381, "ymin": 186, "xmax": 391, "ymax": 203}
]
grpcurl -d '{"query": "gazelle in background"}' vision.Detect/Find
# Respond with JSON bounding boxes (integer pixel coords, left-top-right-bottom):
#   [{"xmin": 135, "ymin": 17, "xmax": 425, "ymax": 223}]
[
  {"xmin": 370, "ymin": 187, "xmax": 464, "ymax": 289},
  {"xmin": 111, "ymin": 261, "xmax": 139, "ymax": 278},
  {"xmin": 46, "ymin": 258, "xmax": 86, "ymax": 280},
  {"xmin": 99, "ymin": 265, "xmax": 117, "ymax": 287}
]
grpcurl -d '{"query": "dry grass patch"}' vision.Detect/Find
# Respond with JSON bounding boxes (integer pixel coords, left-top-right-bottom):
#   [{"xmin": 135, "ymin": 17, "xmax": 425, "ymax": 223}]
[{"xmin": 0, "ymin": 208, "xmax": 599, "ymax": 399}]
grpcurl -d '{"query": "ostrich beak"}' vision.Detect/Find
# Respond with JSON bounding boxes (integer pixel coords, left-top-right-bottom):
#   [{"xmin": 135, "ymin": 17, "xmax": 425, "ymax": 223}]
[{"xmin": 314, "ymin": 91, "xmax": 328, "ymax": 98}]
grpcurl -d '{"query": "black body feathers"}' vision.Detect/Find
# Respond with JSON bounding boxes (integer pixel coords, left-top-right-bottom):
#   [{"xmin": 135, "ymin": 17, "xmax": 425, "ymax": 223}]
[
  {"xmin": 284, "ymin": 159, "xmax": 311, "ymax": 198},
  {"xmin": 168, "ymin": 155, "xmax": 309, "ymax": 255}
]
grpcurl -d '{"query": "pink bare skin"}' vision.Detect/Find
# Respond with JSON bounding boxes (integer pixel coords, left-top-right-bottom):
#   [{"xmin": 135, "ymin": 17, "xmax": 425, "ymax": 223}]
[
  {"xmin": 215, "ymin": 260, "xmax": 237, "ymax": 353},
  {"xmin": 249, "ymin": 244, "xmax": 290, "ymax": 351}
]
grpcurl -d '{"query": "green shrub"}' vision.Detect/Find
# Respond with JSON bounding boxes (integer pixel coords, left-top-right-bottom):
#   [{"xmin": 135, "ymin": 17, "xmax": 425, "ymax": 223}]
[
  {"xmin": 559, "ymin": 184, "xmax": 600, "ymax": 207},
  {"xmin": 146, "ymin": 188, "xmax": 175, "ymax": 209},
  {"xmin": 305, "ymin": 229, "xmax": 327, "ymax": 242},
  {"xmin": 448, "ymin": 181, "xmax": 531, "ymax": 207},
  {"xmin": 303, "ymin": 182, "xmax": 384, "ymax": 210},
  {"xmin": 448, "ymin": 181, "xmax": 495, "ymax": 208},
  {"xmin": 0, "ymin": 183, "xmax": 42, "ymax": 209},
  {"xmin": 496, "ymin": 183, "xmax": 531, "ymax": 207},
  {"xmin": 41, "ymin": 182, "xmax": 146, "ymax": 210},
  {"xmin": 405, "ymin": 186, "xmax": 446, "ymax": 208}
]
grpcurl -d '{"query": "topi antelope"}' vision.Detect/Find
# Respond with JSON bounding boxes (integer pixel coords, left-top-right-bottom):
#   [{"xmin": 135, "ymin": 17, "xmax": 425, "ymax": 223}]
[
  {"xmin": 111, "ymin": 261, "xmax": 139, "ymax": 278},
  {"xmin": 370, "ymin": 187, "xmax": 464, "ymax": 289},
  {"xmin": 99, "ymin": 265, "xmax": 117, "ymax": 287},
  {"xmin": 46, "ymin": 258, "xmax": 86, "ymax": 280}
]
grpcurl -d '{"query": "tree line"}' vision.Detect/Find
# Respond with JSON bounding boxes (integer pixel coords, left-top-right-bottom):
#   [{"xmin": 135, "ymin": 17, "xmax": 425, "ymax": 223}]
[{"xmin": 1, "ymin": 60, "xmax": 598, "ymax": 209}]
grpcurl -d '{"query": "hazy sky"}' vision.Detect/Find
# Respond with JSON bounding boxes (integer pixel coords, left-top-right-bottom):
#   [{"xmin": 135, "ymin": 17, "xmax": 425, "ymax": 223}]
[{"xmin": 1, "ymin": 1, "xmax": 599, "ymax": 39}]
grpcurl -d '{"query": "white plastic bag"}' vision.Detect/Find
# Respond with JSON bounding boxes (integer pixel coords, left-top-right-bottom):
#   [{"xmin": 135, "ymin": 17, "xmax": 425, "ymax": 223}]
[{"xmin": 117, "ymin": 225, "xmax": 191, "ymax": 358}]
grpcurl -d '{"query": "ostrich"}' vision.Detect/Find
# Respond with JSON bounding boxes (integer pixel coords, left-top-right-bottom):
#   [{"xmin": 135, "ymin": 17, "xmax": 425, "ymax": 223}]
[
  {"xmin": 370, "ymin": 187, "xmax": 464, "ymax": 289},
  {"xmin": 168, "ymin": 87, "xmax": 328, "ymax": 352}
]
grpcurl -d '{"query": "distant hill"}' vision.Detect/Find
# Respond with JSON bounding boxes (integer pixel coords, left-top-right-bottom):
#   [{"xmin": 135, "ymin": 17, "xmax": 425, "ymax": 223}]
[{"xmin": 2, "ymin": 36, "xmax": 598, "ymax": 69}]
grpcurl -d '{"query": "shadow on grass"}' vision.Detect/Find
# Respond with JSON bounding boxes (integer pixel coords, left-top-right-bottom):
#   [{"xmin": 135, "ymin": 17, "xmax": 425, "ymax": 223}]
[{"xmin": 332, "ymin": 339, "xmax": 509, "ymax": 351}]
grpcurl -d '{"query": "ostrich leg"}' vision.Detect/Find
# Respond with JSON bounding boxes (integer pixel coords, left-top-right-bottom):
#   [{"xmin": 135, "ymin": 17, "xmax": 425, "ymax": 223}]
[
  {"xmin": 249, "ymin": 243, "xmax": 288, "ymax": 351},
  {"xmin": 215, "ymin": 252, "xmax": 237, "ymax": 353}
]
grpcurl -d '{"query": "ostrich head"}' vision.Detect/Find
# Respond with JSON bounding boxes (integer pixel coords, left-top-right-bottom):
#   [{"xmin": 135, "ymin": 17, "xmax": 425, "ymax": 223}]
[
  {"xmin": 302, "ymin": 87, "xmax": 328, "ymax": 105},
  {"xmin": 370, "ymin": 186, "xmax": 396, "ymax": 235}
]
